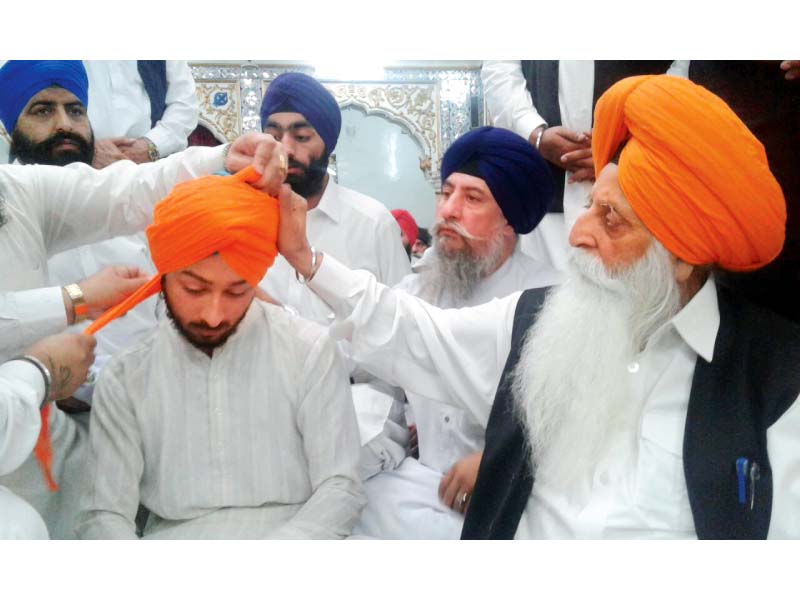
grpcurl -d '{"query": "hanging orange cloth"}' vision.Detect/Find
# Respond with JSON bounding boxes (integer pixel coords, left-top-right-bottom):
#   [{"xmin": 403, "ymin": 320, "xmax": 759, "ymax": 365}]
[
  {"xmin": 592, "ymin": 74, "xmax": 786, "ymax": 272},
  {"xmin": 34, "ymin": 165, "xmax": 280, "ymax": 491}
]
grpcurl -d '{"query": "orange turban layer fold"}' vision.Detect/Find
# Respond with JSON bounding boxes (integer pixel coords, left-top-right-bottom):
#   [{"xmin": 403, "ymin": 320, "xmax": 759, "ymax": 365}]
[
  {"xmin": 35, "ymin": 166, "xmax": 279, "ymax": 491},
  {"xmin": 592, "ymin": 75, "xmax": 786, "ymax": 272}
]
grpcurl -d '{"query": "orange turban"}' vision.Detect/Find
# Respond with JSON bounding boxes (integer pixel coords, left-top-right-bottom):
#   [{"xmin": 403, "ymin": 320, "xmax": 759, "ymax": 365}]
[
  {"xmin": 84, "ymin": 165, "xmax": 279, "ymax": 335},
  {"xmin": 34, "ymin": 166, "xmax": 279, "ymax": 491},
  {"xmin": 592, "ymin": 75, "xmax": 786, "ymax": 272}
]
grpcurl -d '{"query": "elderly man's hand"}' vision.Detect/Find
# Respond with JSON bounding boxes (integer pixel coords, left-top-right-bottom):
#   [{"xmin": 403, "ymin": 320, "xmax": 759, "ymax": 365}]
[
  {"xmin": 438, "ymin": 450, "xmax": 483, "ymax": 514},
  {"xmin": 92, "ymin": 139, "xmax": 129, "ymax": 169},
  {"xmin": 74, "ymin": 265, "xmax": 152, "ymax": 321},
  {"xmin": 25, "ymin": 332, "xmax": 97, "ymax": 402},
  {"xmin": 780, "ymin": 60, "xmax": 800, "ymax": 81},
  {"xmin": 225, "ymin": 132, "xmax": 288, "ymax": 198}
]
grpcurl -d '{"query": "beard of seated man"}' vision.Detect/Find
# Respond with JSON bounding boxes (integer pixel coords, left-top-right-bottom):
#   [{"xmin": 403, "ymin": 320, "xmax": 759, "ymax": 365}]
[
  {"xmin": 11, "ymin": 127, "xmax": 95, "ymax": 167},
  {"xmin": 286, "ymin": 153, "xmax": 329, "ymax": 199},
  {"xmin": 512, "ymin": 240, "xmax": 684, "ymax": 493},
  {"xmin": 162, "ymin": 279, "xmax": 250, "ymax": 355},
  {"xmin": 416, "ymin": 218, "xmax": 508, "ymax": 305}
]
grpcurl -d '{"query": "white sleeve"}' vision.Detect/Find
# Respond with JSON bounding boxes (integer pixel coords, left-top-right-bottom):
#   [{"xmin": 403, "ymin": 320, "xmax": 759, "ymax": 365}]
[
  {"xmin": 0, "ymin": 360, "xmax": 44, "ymax": 475},
  {"xmin": 766, "ymin": 396, "xmax": 800, "ymax": 539},
  {"xmin": 8, "ymin": 144, "xmax": 225, "ymax": 257},
  {"xmin": 375, "ymin": 213, "xmax": 411, "ymax": 287},
  {"xmin": 481, "ymin": 60, "xmax": 547, "ymax": 141},
  {"xmin": 269, "ymin": 334, "xmax": 365, "ymax": 539},
  {"xmin": 144, "ymin": 61, "xmax": 199, "ymax": 157},
  {"xmin": 309, "ymin": 254, "xmax": 519, "ymax": 428},
  {"xmin": 0, "ymin": 287, "xmax": 66, "ymax": 359},
  {"xmin": 76, "ymin": 363, "xmax": 141, "ymax": 539}
]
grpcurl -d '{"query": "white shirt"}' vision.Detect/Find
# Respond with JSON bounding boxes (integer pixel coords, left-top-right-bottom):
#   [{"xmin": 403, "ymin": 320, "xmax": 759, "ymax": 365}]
[
  {"xmin": 0, "ymin": 360, "xmax": 44, "ymax": 476},
  {"xmin": 77, "ymin": 300, "xmax": 365, "ymax": 540},
  {"xmin": 260, "ymin": 179, "xmax": 410, "ymax": 326},
  {"xmin": 396, "ymin": 243, "xmax": 562, "ymax": 473},
  {"xmin": 84, "ymin": 61, "xmax": 199, "ymax": 157},
  {"xmin": 0, "ymin": 145, "xmax": 225, "ymax": 362},
  {"xmin": 0, "ymin": 361, "xmax": 49, "ymax": 540},
  {"xmin": 47, "ymin": 232, "xmax": 160, "ymax": 404},
  {"xmin": 308, "ymin": 256, "xmax": 800, "ymax": 539}
]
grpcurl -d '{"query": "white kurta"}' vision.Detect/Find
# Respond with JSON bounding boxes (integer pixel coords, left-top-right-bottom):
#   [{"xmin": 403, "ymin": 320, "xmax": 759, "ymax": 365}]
[
  {"xmin": 84, "ymin": 60, "xmax": 199, "ymax": 157},
  {"xmin": 77, "ymin": 300, "xmax": 365, "ymax": 540},
  {"xmin": 0, "ymin": 145, "xmax": 226, "ymax": 539},
  {"xmin": 309, "ymin": 256, "xmax": 800, "ymax": 539},
  {"xmin": 355, "ymin": 245, "xmax": 562, "ymax": 538},
  {"xmin": 0, "ymin": 360, "xmax": 48, "ymax": 539},
  {"xmin": 259, "ymin": 179, "xmax": 410, "ymax": 327}
]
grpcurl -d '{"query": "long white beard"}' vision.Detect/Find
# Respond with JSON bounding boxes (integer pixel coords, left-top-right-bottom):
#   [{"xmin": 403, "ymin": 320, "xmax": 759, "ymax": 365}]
[{"xmin": 512, "ymin": 240, "xmax": 682, "ymax": 491}]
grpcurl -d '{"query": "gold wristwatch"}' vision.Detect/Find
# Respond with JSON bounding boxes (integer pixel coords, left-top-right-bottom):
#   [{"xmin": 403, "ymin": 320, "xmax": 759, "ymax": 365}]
[
  {"xmin": 63, "ymin": 283, "xmax": 89, "ymax": 323},
  {"xmin": 141, "ymin": 137, "xmax": 160, "ymax": 162}
]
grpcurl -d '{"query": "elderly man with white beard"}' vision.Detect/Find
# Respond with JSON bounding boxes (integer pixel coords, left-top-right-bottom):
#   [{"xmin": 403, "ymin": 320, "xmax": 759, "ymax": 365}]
[
  {"xmin": 272, "ymin": 74, "xmax": 800, "ymax": 539},
  {"xmin": 353, "ymin": 127, "xmax": 562, "ymax": 539}
]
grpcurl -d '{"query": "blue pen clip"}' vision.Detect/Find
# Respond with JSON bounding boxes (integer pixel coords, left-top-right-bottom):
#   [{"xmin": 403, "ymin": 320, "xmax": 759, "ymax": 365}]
[{"xmin": 736, "ymin": 457, "xmax": 749, "ymax": 506}]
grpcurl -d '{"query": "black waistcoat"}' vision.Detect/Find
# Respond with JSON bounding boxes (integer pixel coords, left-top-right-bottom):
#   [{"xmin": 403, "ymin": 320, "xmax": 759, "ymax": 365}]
[
  {"xmin": 518, "ymin": 61, "xmax": 672, "ymax": 212},
  {"xmin": 136, "ymin": 60, "xmax": 168, "ymax": 128},
  {"xmin": 462, "ymin": 284, "xmax": 800, "ymax": 539}
]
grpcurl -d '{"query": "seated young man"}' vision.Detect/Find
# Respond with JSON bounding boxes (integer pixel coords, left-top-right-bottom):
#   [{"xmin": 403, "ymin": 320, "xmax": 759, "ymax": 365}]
[{"xmin": 77, "ymin": 166, "xmax": 365, "ymax": 539}]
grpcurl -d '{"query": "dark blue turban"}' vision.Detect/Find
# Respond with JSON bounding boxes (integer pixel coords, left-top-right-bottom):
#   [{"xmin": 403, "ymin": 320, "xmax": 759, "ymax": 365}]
[
  {"xmin": 259, "ymin": 72, "xmax": 341, "ymax": 154},
  {"xmin": 440, "ymin": 126, "xmax": 554, "ymax": 234},
  {"xmin": 0, "ymin": 60, "xmax": 89, "ymax": 133}
]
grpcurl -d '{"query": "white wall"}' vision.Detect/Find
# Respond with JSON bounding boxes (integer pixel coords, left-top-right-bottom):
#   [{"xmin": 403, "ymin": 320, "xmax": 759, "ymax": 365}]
[{"xmin": 334, "ymin": 106, "xmax": 437, "ymax": 228}]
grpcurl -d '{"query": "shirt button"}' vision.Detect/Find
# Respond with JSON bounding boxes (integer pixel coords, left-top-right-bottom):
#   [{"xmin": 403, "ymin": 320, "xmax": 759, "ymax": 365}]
[
  {"xmin": 444, "ymin": 416, "xmax": 450, "ymax": 423},
  {"xmin": 627, "ymin": 362, "xmax": 640, "ymax": 374},
  {"xmin": 598, "ymin": 471, "xmax": 610, "ymax": 485}
]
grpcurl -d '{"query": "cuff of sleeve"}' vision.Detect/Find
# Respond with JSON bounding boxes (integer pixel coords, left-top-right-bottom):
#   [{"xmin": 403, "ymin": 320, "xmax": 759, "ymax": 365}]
[
  {"xmin": 517, "ymin": 114, "xmax": 548, "ymax": 143},
  {"xmin": 11, "ymin": 286, "xmax": 69, "ymax": 340},
  {"xmin": 0, "ymin": 360, "xmax": 47, "ymax": 406},
  {"xmin": 144, "ymin": 127, "xmax": 179, "ymax": 158}
]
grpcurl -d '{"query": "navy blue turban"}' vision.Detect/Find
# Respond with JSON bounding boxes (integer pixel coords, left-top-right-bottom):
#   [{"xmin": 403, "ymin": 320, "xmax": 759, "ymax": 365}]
[
  {"xmin": 0, "ymin": 60, "xmax": 89, "ymax": 133},
  {"xmin": 440, "ymin": 126, "xmax": 554, "ymax": 234},
  {"xmin": 259, "ymin": 72, "xmax": 341, "ymax": 154}
]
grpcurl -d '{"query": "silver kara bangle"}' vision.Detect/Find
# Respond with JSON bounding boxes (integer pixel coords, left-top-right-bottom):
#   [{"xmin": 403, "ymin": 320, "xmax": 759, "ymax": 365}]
[
  {"xmin": 295, "ymin": 246, "xmax": 321, "ymax": 284},
  {"xmin": 535, "ymin": 126, "xmax": 547, "ymax": 151},
  {"xmin": 14, "ymin": 355, "xmax": 52, "ymax": 407}
]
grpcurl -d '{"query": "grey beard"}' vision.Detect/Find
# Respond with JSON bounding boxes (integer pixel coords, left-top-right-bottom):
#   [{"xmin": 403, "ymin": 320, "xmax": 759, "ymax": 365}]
[{"xmin": 416, "ymin": 233, "xmax": 507, "ymax": 306}]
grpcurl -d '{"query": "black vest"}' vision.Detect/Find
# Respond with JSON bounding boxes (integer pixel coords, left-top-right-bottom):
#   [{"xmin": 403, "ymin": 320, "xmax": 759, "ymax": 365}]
[
  {"xmin": 462, "ymin": 284, "xmax": 800, "ymax": 539},
  {"xmin": 519, "ymin": 61, "xmax": 673, "ymax": 212},
  {"xmin": 136, "ymin": 60, "xmax": 168, "ymax": 127}
]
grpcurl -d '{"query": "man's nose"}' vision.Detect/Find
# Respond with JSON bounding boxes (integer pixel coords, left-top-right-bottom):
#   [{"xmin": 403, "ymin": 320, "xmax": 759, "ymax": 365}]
[{"xmin": 568, "ymin": 211, "xmax": 598, "ymax": 250}]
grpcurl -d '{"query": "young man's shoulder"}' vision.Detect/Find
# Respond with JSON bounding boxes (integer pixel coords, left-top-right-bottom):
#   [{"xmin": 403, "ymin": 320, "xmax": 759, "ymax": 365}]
[{"xmin": 331, "ymin": 182, "xmax": 396, "ymax": 226}]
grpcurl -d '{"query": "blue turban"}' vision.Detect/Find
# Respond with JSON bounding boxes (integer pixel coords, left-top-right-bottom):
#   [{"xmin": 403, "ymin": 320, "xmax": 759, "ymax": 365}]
[
  {"xmin": 440, "ymin": 126, "xmax": 554, "ymax": 234},
  {"xmin": 259, "ymin": 72, "xmax": 341, "ymax": 154},
  {"xmin": 0, "ymin": 60, "xmax": 89, "ymax": 133}
]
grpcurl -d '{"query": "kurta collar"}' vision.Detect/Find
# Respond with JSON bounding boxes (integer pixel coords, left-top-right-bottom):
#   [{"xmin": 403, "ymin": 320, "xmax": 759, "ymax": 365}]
[
  {"xmin": 312, "ymin": 178, "xmax": 341, "ymax": 224},
  {"xmin": 671, "ymin": 274, "xmax": 719, "ymax": 363}
]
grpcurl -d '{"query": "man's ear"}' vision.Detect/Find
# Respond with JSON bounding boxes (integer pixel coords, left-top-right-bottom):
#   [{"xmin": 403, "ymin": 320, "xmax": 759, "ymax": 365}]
[{"xmin": 674, "ymin": 258, "xmax": 695, "ymax": 285}]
